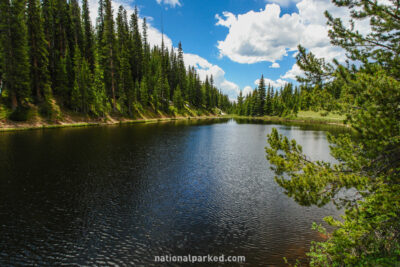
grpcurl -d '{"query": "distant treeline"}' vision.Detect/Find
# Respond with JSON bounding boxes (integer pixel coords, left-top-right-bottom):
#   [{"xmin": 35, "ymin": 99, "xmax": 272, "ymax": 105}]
[
  {"xmin": 232, "ymin": 74, "xmax": 342, "ymax": 117},
  {"xmin": 0, "ymin": 0, "xmax": 231, "ymax": 120}
]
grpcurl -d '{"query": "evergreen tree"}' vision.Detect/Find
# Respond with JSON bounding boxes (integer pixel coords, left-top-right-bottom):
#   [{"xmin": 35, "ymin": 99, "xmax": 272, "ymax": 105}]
[
  {"xmin": 27, "ymin": 0, "xmax": 52, "ymax": 102},
  {"xmin": 0, "ymin": 0, "xmax": 31, "ymax": 110},
  {"xmin": 257, "ymin": 74, "xmax": 266, "ymax": 115},
  {"xmin": 177, "ymin": 42, "xmax": 186, "ymax": 98},
  {"xmin": 119, "ymin": 48, "xmax": 134, "ymax": 115},
  {"xmin": 204, "ymin": 76, "xmax": 211, "ymax": 108},
  {"xmin": 82, "ymin": 0, "xmax": 95, "ymax": 72},
  {"xmin": 96, "ymin": 0, "xmax": 105, "ymax": 45},
  {"xmin": 0, "ymin": 0, "xmax": 232, "ymax": 119},
  {"xmin": 51, "ymin": 0, "xmax": 71, "ymax": 102},
  {"xmin": 101, "ymin": 0, "xmax": 117, "ymax": 111},
  {"xmin": 130, "ymin": 6, "xmax": 143, "ymax": 83},
  {"xmin": 173, "ymin": 85, "xmax": 183, "ymax": 110},
  {"xmin": 142, "ymin": 17, "xmax": 150, "ymax": 68},
  {"xmin": 42, "ymin": 0, "xmax": 55, "ymax": 83},
  {"xmin": 71, "ymin": 47, "xmax": 82, "ymax": 111},
  {"xmin": 139, "ymin": 76, "xmax": 148, "ymax": 105},
  {"xmin": 266, "ymin": 0, "xmax": 400, "ymax": 264},
  {"xmin": 92, "ymin": 61, "xmax": 108, "ymax": 116},
  {"xmin": 69, "ymin": 0, "xmax": 83, "ymax": 51},
  {"xmin": 237, "ymin": 90, "xmax": 243, "ymax": 115},
  {"xmin": 264, "ymin": 85, "xmax": 272, "ymax": 115},
  {"xmin": 0, "ymin": 44, "xmax": 3, "ymax": 97}
]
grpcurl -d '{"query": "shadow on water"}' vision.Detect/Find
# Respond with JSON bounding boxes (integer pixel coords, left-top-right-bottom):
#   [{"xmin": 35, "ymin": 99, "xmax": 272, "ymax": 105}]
[{"xmin": 0, "ymin": 118, "xmax": 341, "ymax": 266}]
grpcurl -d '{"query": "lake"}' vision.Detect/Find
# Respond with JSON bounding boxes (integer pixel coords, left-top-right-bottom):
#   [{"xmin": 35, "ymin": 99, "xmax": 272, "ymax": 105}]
[{"xmin": 0, "ymin": 118, "xmax": 345, "ymax": 266}]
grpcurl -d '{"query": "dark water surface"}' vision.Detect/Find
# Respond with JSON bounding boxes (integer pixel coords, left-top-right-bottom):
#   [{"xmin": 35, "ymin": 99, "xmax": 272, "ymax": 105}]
[{"xmin": 0, "ymin": 119, "xmax": 345, "ymax": 266}]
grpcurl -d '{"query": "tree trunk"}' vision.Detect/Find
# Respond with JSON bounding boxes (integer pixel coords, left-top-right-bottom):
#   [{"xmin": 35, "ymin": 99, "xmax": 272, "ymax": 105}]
[
  {"xmin": 34, "ymin": 56, "xmax": 42, "ymax": 102},
  {"xmin": 11, "ymin": 91, "xmax": 18, "ymax": 110},
  {"xmin": 110, "ymin": 49, "xmax": 116, "ymax": 111}
]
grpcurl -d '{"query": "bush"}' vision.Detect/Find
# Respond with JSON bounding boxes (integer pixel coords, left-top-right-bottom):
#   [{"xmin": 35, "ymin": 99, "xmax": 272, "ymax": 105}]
[
  {"xmin": 9, "ymin": 106, "xmax": 30, "ymax": 121},
  {"xmin": 320, "ymin": 111, "xmax": 329, "ymax": 117}
]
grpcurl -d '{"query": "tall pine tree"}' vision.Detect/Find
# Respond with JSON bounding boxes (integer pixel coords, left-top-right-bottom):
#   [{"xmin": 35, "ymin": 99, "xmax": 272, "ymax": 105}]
[
  {"xmin": 27, "ymin": 0, "xmax": 52, "ymax": 103},
  {"xmin": 0, "ymin": 0, "xmax": 31, "ymax": 110}
]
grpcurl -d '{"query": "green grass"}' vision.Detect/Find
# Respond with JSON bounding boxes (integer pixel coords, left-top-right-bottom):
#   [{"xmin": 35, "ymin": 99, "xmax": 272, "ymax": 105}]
[
  {"xmin": 232, "ymin": 110, "xmax": 348, "ymax": 126},
  {"xmin": 0, "ymin": 105, "xmax": 9, "ymax": 120},
  {"xmin": 0, "ymin": 113, "xmax": 224, "ymax": 132},
  {"xmin": 0, "ymin": 98, "xmax": 227, "ymax": 132},
  {"xmin": 294, "ymin": 110, "xmax": 346, "ymax": 123}
]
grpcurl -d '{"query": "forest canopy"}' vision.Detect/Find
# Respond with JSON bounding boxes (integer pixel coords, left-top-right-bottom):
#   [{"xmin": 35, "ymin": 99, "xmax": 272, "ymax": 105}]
[{"xmin": 0, "ymin": 0, "xmax": 232, "ymax": 121}]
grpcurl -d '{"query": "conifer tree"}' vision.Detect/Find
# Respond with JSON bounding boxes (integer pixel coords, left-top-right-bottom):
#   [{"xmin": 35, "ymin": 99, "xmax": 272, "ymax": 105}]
[
  {"xmin": 237, "ymin": 91, "xmax": 244, "ymax": 115},
  {"xmin": 264, "ymin": 85, "xmax": 272, "ymax": 115},
  {"xmin": 266, "ymin": 0, "xmax": 400, "ymax": 264},
  {"xmin": 69, "ymin": 0, "xmax": 83, "ymax": 52},
  {"xmin": 177, "ymin": 42, "xmax": 186, "ymax": 98},
  {"xmin": 51, "ymin": 0, "xmax": 71, "ymax": 102},
  {"xmin": 42, "ymin": 0, "xmax": 55, "ymax": 80},
  {"xmin": 0, "ymin": 0, "xmax": 31, "ymax": 110},
  {"xmin": 130, "ymin": 6, "xmax": 143, "ymax": 83},
  {"xmin": 139, "ymin": 76, "xmax": 148, "ymax": 105},
  {"xmin": 81, "ymin": 0, "xmax": 95, "ymax": 72},
  {"xmin": 258, "ymin": 74, "xmax": 266, "ymax": 115},
  {"xmin": 92, "ymin": 61, "xmax": 108, "ymax": 116},
  {"xmin": 116, "ymin": 5, "xmax": 132, "ymax": 114},
  {"xmin": 0, "ymin": 46, "xmax": 3, "ymax": 97},
  {"xmin": 142, "ymin": 18, "xmax": 150, "ymax": 67},
  {"xmin": 119, "ymin": 48, "xmax": 134, "ymax": 115},
  {"xmin": 71, "ymin": 47, "xmax": 82, "ymax": 111},
  {"xmin": 173, "ymin": 85, "xmax": 183, "ymax": 110},
  {"xmin": 101, "ymin": 0, "xmax": 117, "ymax": 111},
  {"xmin": 194, "ymin": 73, "xmax": 202, "ymax": 107},
  {"xmin": 71, "ymin": 46, "xmax": 92, "ymax": 113},
  {"xmin": 0, "ymin": 0, "xmax": 232, "ymax": 118},
  {"xmin": 27, "ymin": 0, "xmax": 52, "ymax": 102},
  {"xmin": 96, "ymin": 0, "xmax": 105, "ymax": 45}
]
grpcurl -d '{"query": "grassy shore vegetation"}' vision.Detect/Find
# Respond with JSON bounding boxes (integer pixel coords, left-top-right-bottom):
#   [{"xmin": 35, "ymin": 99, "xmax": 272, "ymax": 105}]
[
  {"xmin": 231, "ymin": 69, "xmax": 350, "ymax": 127},
  {"xmin": 0, "ymin": 103, "xmax": 226, "ymax": 131},
  {"xmin": 0, "ymin": 0, "xmax": 232, "ymax": 129},
  {"xmin": 265, "ymin": 0, "xmax": 400, "ymax": 265},
  {"xmin": 232, "ymin": 110, "xmax": 347, "ymax": 127}
]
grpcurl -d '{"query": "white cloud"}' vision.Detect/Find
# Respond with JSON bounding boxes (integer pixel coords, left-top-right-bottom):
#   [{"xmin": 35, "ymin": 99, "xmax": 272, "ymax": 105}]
[
  {"xmin": 255, "ymin": 77, "xmax": 288, "ymax": 89},
  {"xmin": 216, "ymin": 4, "xmax": 303, "ymax": 64},
  {"xmin": 215, "ymin": 12, "xmax": 237, "ymax": 28},
  {"xmin": 142, "ymin": 20, "xmax": 173, "ymax": 48},
  {"xmin": 88, "ymin": 0, "xmax": 135, "ymax": 27},
  {"xmin": 183, "ymin": 53, "xmax": 240, "ymax": 101},
  {"xmin": 281, "ymin": 64, "xmax": 303, "ymax": 80},
  {"xmin": 265, "ymin": 0, "xmax": 301, "ymax": 7},
  {"xmin": 183, "ymin": 53, "xmax": 212, "ymax": 70},
  {"xmin": 270, "ymin": 62, "xmax": 280, "ymax": 68},
  {"xmin": 215, "ymin": 0, "xmax": 368, "ymax": 65},
  {"xmin": 242, "ymin": 86, "xmax": 253, "ymax": 96},
  {"xmin": 156, "ymin": 0, "xmax": 181, "ymax": 8}
]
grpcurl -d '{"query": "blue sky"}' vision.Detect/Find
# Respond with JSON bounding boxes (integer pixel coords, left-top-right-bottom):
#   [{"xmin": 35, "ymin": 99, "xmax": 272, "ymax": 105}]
[{"xmin": 88, "ymin": 0, "xmax": 353, "ymax": 99}]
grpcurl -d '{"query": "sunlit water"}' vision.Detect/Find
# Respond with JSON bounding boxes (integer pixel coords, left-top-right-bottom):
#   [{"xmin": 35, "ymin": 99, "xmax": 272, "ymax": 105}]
[{"xmin": 0, "ymin": 119, "xmax": 346, "ymax": 266}]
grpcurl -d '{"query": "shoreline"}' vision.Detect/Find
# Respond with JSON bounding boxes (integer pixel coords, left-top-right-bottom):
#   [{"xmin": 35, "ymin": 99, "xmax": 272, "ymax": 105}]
[
  {"xmin": 0, "ymin": 115, "xmax": 228, "ymax": 132},
  {"xmin": 0, "ymin": 113, "xmax": 349, "ymax": 132},
  {"xmin": 232, "ymin": 114, "xmax": 349, "ymax": 127}
]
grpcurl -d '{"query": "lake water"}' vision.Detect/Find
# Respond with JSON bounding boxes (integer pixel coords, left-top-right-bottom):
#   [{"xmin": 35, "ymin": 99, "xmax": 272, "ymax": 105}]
[{"xmin": 0, "ymin": 119, "xmax": 345, "ymax": 266}]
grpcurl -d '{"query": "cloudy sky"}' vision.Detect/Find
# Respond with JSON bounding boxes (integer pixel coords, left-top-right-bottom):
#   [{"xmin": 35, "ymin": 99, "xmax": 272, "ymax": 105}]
[{"xmin": 88, "ymin": 0, "xmax": 355, "ymax": 100}]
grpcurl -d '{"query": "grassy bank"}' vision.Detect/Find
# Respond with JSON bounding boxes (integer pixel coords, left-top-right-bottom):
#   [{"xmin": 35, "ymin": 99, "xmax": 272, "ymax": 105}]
[
  {"xmin": 0, "ymin": 103, "xmax": 227, "ymax": 132},
  {"xmin": 232, "ymin": 110, "xmax": 348, "ymax": 127},
  {"xmin": 0, "ymin": 108, "xmax": 348, "ymax": 132},
  {"xmin": 0, "ymin": 116, "xmax": 227, "ymax": 132}
]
